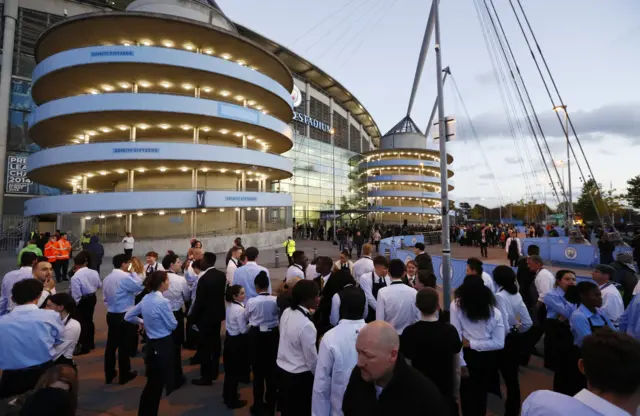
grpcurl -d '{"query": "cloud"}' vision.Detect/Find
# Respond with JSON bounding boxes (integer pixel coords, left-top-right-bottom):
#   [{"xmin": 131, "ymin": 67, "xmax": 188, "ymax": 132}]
[
  {"xmin": 504, "ymin": 156, "xmax": 520, "ymax": 164},
  {"xmin": 475, "ymin": 71, "xmax": 496, "ymax": 86},
  {"xmin": 464, "ymin": 102, "xmax": 640, "ymax": 141},
  {"xmin": 477, "ymin": 173, "xmax": 495, "ymax": 179},
  {"xmin": 454, "ymin": 164, "xmax": 478, "ymax": 172}
]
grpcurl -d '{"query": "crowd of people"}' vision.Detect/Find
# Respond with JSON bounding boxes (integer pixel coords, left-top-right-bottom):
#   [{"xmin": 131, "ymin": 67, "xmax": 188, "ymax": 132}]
[{"xmin": 0, "ymin": 230, "xmax": 640, "ymax": 416}]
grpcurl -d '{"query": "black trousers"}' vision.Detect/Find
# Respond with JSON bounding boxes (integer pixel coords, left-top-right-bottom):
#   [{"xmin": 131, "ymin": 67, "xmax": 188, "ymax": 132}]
[
  {"xmin": 0, "ymin": 361, "xmax": 52, "ymax": 399},
  {"xmin": 124, "ymin": 248, "xmax": 133, "ymax": 259},
  {"xmin": 138, "ymin": 335, "xmax": 176, "ymax": 416},
  {"xmin": 184, "ymin": 309, "xmax": 197, "ymax": 350},
  {"xmin": 223, "ymin": 332, "xmax": 250, "ymax": 405},
  {"xmin": 198, "ymin": 321, "xmax": 222, "ymax": 381},
  {"xmin": 77, "ymin": 293, "xmax": 97, "ymax": 352},
  {"xmin": 53, "ymin": 261, "xmax": 62, "ymax": 281},
  {"xmin": 59, "ymin": 259, "xmax": 69, "ymax": 278},
  {"xmin": 104, "ymin": 312, "xmax": 136, "ymax": 379},
  {"xmin": 527, "ymin": 303, "xmax": 547, "ymax": 357},
  {"xmin": 374, "ymin": 241, "xmax": 380, "ymax": 252},
  {"xmin": 287, "ymin": 255, "xmax": 293, "ymax": 266},
  {"xmin": 460, "ymin": 348, "xmax": 499, "ymax": 416},
  {"xmin": 171, "ymin": 309, "xmax": 185, "ymax": 381},
  {"xmin": 499, "ymin": 332, "xmax": 524, "ymax": 416},
  {"xmin": 277, "ymin": 367, "xmax": 313, "ymax": 416},
  {"xmin": 509, "ymin": 258, "xmax": 518, "ymax": 267},
  {"xmin": 554, "ymin": 346, "xmax": 586, "ymax": 396},
  {"xmin": 480, "ymin": 242, "xmax": 488, "ymax": 258},
  {"xmin": 249, "ymin": 327, "xmax": 279, "ymax": 412}
]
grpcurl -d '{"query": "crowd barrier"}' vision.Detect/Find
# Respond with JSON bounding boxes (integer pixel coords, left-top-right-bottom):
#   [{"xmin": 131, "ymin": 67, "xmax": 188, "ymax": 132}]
[
  {"xmin": 522, "ymin": 238, "xmax": 633, "ymax": 268},
  {"xmin": 382, "ymin": 236, "xmax": 598, "ymax": 289}
]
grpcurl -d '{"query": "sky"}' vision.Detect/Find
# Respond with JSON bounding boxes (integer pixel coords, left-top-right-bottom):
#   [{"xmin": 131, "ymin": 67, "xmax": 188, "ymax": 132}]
[{"xmin": 217, "ymin": 0, "xmax": 640, "ymax": 209}]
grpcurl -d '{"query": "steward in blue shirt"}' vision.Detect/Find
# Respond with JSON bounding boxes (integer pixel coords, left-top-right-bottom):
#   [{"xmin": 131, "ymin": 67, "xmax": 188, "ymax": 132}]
[
  {"xmin": 0, "ymin": 278, "xmax": 64, "ymax": 398},
  {"xmin": 125, "ymin": 271, "xmax": 178, "ymax": 416}
]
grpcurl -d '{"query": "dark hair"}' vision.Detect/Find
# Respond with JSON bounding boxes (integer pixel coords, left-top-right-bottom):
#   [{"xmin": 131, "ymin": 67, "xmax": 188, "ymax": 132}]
[
  {"xmin": 47, "ymin": 293, "xmax": 77, "ymax": 316},
  {"xmin": 466, "ymin": 257, "xmax": 483, "ymax": 276},
  {"xmin": 373, "ymin": 255, "xmax": 389, "ymax": 268},
  {"xmin": 581, "ymin": 330, "xmax": 640, "ymax": 396},
  {"xmin": 527, "ymin": 244, "xmax": 540, "ymax": 256},
  {"xmin": 417, "ymin": 270, "xmax": 437, "ymax": 288},
  {"xmin": 388, "ymin": 259, "xmax": 406, "ymax": 279},
  {"xmin": 20, "ymin": 387, "xmax": 75, "ymax": 416},
  {"xmin": 594, "ymin": 264, "xmax": 616, "ymax": 280},
  {"xmin": 112, "ymin": 253, "xmax": 129, "ymax": 269},
  {"xmin": 290, "ymin": 279, "xmax": 319, "ymax": 309},
  {"xmin": 245, "ymin": 247, "xmax": 259, "ymax": 261},
  {"xmin": 340, "ymin": 249, "xmax": 349, "ymax": 257},
  {"xmin": 555, "ymin": 269, "xmax": 576, "ymax": 282},
  {"xmin": 145, "ymin": 251, "xmax": 158, "ymax": 259},
  {"xmin": 254, "ymin": 270, "xmax": 270, "ymax": 290},
  {"xmin": 191, "ymin": 240, "xmax": 201, "ymax": 248},
  {"xmin": 416, "ymin": 288, "xmax": 439, "ymax": 315},
  {"xmin": 231, "ymin": 246, "xmax": 243, "ymax": 254},
  {"xmin": 162, "ymin": 253, "xmax": 179, "ymax": 270},
  {"xmin": 143, "ymin": 271, "xmax": 168, "ymax": 291},
  {"xmin": 493, "ymin": 265, "xmax": 518, "ymax": 295},
  {"xmin": 576, "ymin": 281, "xmax": 599, "ymax": 307},
  {"xmin": 34, "ymin": 364, "xmax": 79, "ymax": 415},
  {"xmin": 201, "ymin": 252, "xmax": 216, "ymax": 269},
  {"xmin": 316, "ymin": 256, "xmax": 333, "ymax": 270},
  {"xmin": 35, "ymin": 256, "xmax": 49, "ymax": 266},
  {"xmin": 239, "ymin": 253, "xmax": 247, "ymax": 263},
  {"xmin": 225, "ymin": 284, "xmax": 244, "ymax": 302},
  {"xmin": 338, "ymin": 286, "xmax": 366, "ymax": 320},
  {"xmin": 12, "ymin": 279, "xmax": 44, "ymax": 305},
  {"xmin": 73, "ymin": 251, "xmax": 89, "ymax": 266},
  {"xmin": 454, "ymin": 276, "xmax": 495, "ymax": 321},
  {"xmin": 21, "ymin": 251, "xmax": 38, "ymax": 267},
  {"xmin": 292, "ymin": 250, "xmax": 305, "ymax": 262}
]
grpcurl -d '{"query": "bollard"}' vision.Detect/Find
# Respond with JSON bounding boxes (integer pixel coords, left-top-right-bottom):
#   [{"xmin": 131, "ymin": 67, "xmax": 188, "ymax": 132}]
[
  {"xmin": 401, "ymin": 236, "xmax": 405, "ymax": 249},
  {"xmin": 313, "ymin": 247, "xmax": 318, "ymax": 260},
  {"xmin": 275, "ymin": 249, "xmax": 280, "ymax": 268},
  {"xmin": 384, "ymin": 247, "xmax": 390, "ymax": 260}
]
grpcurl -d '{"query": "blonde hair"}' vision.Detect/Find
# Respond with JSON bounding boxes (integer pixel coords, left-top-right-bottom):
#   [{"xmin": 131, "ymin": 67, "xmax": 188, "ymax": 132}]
[{"xmin": 130, "ymin": 256, "xmax": 145, "ymax": 274}]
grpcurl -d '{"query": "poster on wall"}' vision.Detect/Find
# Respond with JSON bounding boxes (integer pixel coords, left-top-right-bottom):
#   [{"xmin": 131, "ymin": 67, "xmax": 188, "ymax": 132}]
[
  {"xmin": 9, "ymin": 77, "xmax": 40, "ymax": 154},
  {"xmin": 5, "ymin": 152, "xmax": 60, "ymax": 196}
]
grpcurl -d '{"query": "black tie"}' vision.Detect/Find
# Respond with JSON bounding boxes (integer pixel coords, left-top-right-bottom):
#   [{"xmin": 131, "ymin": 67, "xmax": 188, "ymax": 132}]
[{"xmin": 147, "ymin": 265, "xmax": 154, "ymax": 275}]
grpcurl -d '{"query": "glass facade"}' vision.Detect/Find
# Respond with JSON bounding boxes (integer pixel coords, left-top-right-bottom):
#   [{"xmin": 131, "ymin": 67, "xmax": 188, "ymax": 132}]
[{"xmin": 276, "ymin": 133, "xmax": 365, "ymax": 223}]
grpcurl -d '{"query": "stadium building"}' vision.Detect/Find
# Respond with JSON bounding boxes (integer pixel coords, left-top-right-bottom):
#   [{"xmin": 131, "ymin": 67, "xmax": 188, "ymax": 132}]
[{"xmin": 0, "ymin": 0, "xmax": 380, "ymax": 250}]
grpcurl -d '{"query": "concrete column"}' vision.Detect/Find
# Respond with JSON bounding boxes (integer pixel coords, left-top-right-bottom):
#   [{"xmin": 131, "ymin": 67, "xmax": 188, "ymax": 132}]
[
  {"xmin": 347, "ymin": 112, "xmax": 352, "ymax": 151},
  {"xmin": 82, "ymin": 176, "xmax": 88, "ymax": 194},
  {"xmin": 0, "ymin": 0, "xmax": 19, "ymax": 223},
  {"xmin": 240, "ymin": 208, "xmax": 245, "ymax": 234},
  {"xmin": 242, "ymin": 135, "xmax": 247, "ymax": 149},
  {"xmin": 193, "ymin": 127, "xmax": 199, "ymax": 144},
  {"xmin": 241, "ymin": 172, "xmax": 246, "ymax": 190},
  {"xmin": 305, "ymin": 82, "xmax": 311, "ymax": 137},
  {"xmin": 57, "ymin": 215, "xmax": 63, "ymax": 231}
]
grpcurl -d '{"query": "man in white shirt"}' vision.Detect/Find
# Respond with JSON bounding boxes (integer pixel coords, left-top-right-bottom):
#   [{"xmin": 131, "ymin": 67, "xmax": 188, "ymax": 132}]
[
  {"xmin": 359, "ymin": 256, "xmax": 391, "ymax": 322},
  {"xmin": 352, "ymin": 243, "xmax": 374, "ymax": 284},
  {"xmin": 522, "ymin": 330, "xmax": 640, "ymax": 416},
  {"xmin": 466, "ymin": 257, "xmax": 496, "ymax": 293},
  {"xmin": 232, "ymin": 247, "xmax": 271, "ymax": 299},
  {"xmin": 226, "ymin": 246, "xmax": 242, "ymax": 284},
  {"xmin": 592, "ymin": 264, "xmax": 624, "ymax": 327},
  {"xmin": 32, "ymin": 258, "xmax": 56, "ymax": 308},
  {"xmin": 122, "ymin": 232, "xmax": 134, "ymax": 258},
  {"xmin": 312, "ymin": 286, "xmax": 367, "ymax": 416},
  {"xmin": 0, "ymin": 251, "xmax": 37, "ymax": 315},
  {"xmin": 527, "ymin": 255, "xmax": 554, "ymax": 302},
  {"xmin": 69, "ymin": 252, "xmax": 102, "ymax": 354},
  {"xmin": 285, "ymin": 250, "xmax": 307, "ymax": 284},
  {"xmin": 162, "ymin": 253, "xmax": 190, "ymax": 387},
  {"xmin": 376, "ymin": 259, "xmax": 420, "ymax": 334}
]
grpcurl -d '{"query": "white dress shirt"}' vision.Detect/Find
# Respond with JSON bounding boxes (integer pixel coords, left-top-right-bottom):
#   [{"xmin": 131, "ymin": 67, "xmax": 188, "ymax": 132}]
[
  {"xmin": 305, "ymin": 264, "xmax": 317, "ymax": 280},
  {"xmin": 312, "ymin": 319, "xmax": 366, "ymax": 416},
  {"xmin": 376, "ymin": 281, "xmax": 420, "ymax": 334},
  {"xmin": 163, "ymin": 272, "xmax": 190, "ymax": 311},
  {"xmin": 232, "ymin": 262, "xmax": 271, "ymax": 299},
  {"xmin": 329, "ymin": 290, "xmax": 368, "ymax": 327},
  {"xmin": 70, "ymin": 267, "xmax": 102, "ymax": 304},
  {"xmin": 481, "ymin": 272, "xmax": 496, "ymax": 293},
  {"xmin": 226, "ymin": 258, "xmax": 239, "ymax": 284},
  {"xmin": 358, "ymin": 272, "xmax": 391, "ymax": 314},
  {"xmin": 38, "ymin": 286, "xmax": 56, "ymax": 308},
  {"xmin": 598, "ymin": 282, "xmax": 624, "ymax": 327},
  {"xmin": 352, "ymin": 256, "xmax": 374, "ymax": 284},
  {"xmin": 495, "ymin": 289, "xmax": 533, "ymax": 334},
  {"xmin": 522, "ymin": 388, "xmax": 633, "ymax": 416},
  {"xmin": 226, "ymin": 301, "xmax": 249, "ymax": 336},
  {"xmin": 245, "ymin": 293, "xmax": 280, "ymax": 330},
  {"xmin": 277, "ymin": 306, "xmax": 318, "ymax": 374},
  {"xmin": 534, "ymin": 268, "xmax": 555, "ymax": 302},
  {"xmin": 53, "ymin": 315, "xmax": 81, "ymax": 360},
  {"xmin": 286, "ymin": 264, "xmax": 305, "ymax": 284},
  {"xmin": 144, "ymin": 262, "xmax": 165, "ymax": 276},
  {"xmin": 122, "ymin": 236, "xmax": 134, "ymax": 249},
  {"xmin": 450, "ymin": 301, "xmax": 505, "ymax": 366},
  {"xmin": 0, "ymin": 267, "xmax": 33, "ymax": 315}
]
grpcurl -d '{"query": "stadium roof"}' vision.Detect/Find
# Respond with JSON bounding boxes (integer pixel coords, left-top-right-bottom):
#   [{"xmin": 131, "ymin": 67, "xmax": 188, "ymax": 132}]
[{"xmin": 384, "ymin": 115, "xmax": 424, "ymax": 136}]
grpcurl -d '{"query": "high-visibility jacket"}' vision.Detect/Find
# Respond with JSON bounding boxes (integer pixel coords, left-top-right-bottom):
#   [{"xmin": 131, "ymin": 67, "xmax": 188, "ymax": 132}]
[
  {"xmin": 283, "ymin": 239, "xmax": 296, "ymax": 256},
  {"xmin": 44, "ymin": 241, "xmax": 57, "ymax": 263},
  {"xmin": 56, "ymin": 239, "xmax": 71, "ymax": 260}
]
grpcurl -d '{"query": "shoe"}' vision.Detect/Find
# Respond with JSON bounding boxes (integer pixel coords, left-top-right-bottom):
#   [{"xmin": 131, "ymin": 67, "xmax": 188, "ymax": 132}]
[
  {"xmin": 105, "ymin": 371, "xmax": 118, "ymax": 384},
  {"xmin": 119, "ymin": 371, "xmax": 138, "ymax": 385},
  {"xmin": 226, "ymin": 399, "xmax": 247, "ymax": 409},
  {"xmin": 191, "ymin": 378, "xmax": 213, "ymax": 386}
]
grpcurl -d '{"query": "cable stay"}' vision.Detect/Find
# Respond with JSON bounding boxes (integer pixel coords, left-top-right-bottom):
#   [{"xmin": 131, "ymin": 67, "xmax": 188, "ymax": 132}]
[{"xmin": 288, "ymin": 0, "xmax": 362, "ymax": 47}]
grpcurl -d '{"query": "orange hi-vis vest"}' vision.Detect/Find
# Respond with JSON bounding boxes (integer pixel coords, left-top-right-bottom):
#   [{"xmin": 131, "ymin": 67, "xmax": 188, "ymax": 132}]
[
  {"xmin": 56, "ymin": 239, "xmax": 71, "ymax": 260},
  {"xmin": 44, "ymin": 241, "xmax": 57, "ymax": 263}
]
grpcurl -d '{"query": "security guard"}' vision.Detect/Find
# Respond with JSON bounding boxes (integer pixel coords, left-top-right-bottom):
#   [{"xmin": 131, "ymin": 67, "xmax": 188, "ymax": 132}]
[
  {"xmin": 44, "ymin": 235, "xmax": 58, "ymax": 281},
  {"xmin": 283, "ymin": 236, "xmax": 296, "ymax": 266}
]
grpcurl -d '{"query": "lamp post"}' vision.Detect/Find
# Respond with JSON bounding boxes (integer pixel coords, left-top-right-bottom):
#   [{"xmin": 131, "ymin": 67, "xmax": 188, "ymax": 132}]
[
  {"xmin": 554, "ymin": 105, "xmax": 572, "ymax": 228},
  {"xmin": 420, "ymin": 162, "xmax": 425, "ymax": 227},
  {"xmin": 555, "ymin": 159, "xmax": 567, "ymax": 224}
]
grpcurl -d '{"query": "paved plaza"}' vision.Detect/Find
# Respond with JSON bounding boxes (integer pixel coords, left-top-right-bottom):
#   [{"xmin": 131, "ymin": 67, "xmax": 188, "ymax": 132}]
[{"xmin": 0, "ymin": 238, "xmax": 575, "ymax": 415}]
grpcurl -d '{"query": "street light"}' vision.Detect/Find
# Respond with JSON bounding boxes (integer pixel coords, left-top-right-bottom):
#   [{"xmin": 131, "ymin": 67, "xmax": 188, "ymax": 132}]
[{"xmin": 554, "ymin": 105, "xmax": 572, "ymax": 228}]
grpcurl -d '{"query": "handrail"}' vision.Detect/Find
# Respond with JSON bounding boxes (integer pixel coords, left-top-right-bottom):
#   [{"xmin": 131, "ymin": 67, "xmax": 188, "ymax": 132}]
[
  {"xmin": 27, "ymin": 138, "xmax": 292, "ymax": 158},
  {"xmin": 28, "ymin": 187, "xmax": 291, "ymax": 198}
]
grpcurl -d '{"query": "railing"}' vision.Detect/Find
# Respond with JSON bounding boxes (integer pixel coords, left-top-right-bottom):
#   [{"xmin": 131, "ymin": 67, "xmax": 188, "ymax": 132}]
[{"xmin": 27, "ymin": 187, "xmax": 291, "ymax": 198}]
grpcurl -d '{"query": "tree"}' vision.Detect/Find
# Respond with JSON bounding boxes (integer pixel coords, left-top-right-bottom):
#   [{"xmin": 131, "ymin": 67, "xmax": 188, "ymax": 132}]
[
  {"xmin": 625, "ymin": 175, "xmax": 640, "ymax": 209},
  {"xmin": 574, "ymin": 179, "xmax": 623, "ymax": 223}
]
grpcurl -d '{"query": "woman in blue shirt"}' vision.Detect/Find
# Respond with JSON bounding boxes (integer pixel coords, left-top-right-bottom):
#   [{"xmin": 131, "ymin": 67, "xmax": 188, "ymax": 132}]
[
  {"xmin": 125, "ymin": 271, "xmax": 177, "ymax": 416},
  {"xmin": 565, "ymin": 281, "xmax": 617, "ymax": 396},
  {"xmin": 542, "ymin": 269, "xmax": 577, "ymax": 394}
]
